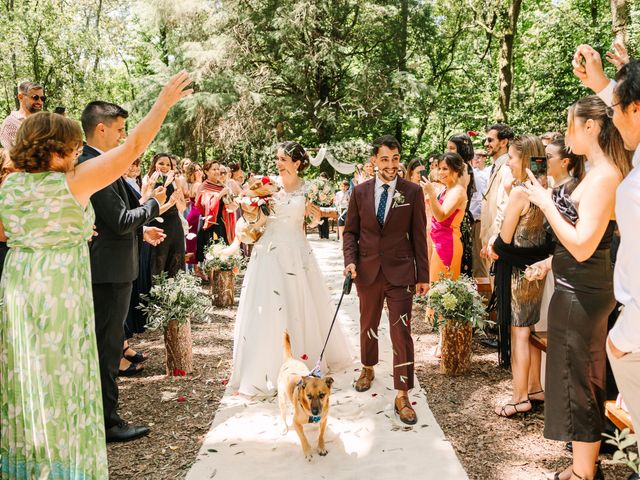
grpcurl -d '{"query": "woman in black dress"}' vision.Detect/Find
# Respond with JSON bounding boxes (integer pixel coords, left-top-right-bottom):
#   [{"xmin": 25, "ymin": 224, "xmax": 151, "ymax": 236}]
[
  {"xmin": 447, "ymin": 132, "xmax": 475, "ymax": 277},
  {"xmin": 525, "ymin": 96, "xmax": 631, "ymax": 480},
  {"xmin": 147, "ymin": 153, "xmax": 186, "ymax": 279}
]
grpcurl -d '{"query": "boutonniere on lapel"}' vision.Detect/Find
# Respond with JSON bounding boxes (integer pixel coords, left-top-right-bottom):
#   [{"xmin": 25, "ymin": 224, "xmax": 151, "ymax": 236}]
[{"xmin": 391, "ymin": 190, "xmax": 407, "ymax": 208}]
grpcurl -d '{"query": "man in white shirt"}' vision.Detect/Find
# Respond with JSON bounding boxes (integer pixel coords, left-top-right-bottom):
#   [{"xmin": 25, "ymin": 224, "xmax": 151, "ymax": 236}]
[
  {"xmin": 471, "ymin": 149, "xmax": 490, "ymax": 277},
  {"xmin": 0, "ymin": 81, "xmax": 45, "ymax": 149},
  {"xmin": 574, "ymin": 44, "xmax": 640, "ymax": 433}
]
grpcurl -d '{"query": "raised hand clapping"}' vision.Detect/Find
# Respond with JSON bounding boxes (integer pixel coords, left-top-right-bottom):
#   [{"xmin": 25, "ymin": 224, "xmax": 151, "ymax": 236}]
[{"xmin": 605, "ymin": 42, "xmax": 630, "ymax": 71}]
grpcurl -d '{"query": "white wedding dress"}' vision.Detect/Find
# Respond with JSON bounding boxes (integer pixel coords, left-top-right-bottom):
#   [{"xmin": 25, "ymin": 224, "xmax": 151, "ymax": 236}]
[{"xmin": 229, "ymin": 183, "xmax": 354, "ymax": 397}]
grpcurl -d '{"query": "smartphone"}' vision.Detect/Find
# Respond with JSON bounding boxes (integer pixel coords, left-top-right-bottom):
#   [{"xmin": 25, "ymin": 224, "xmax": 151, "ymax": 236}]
[
  {"xmin": 529, "ymin": 156, "xmax": 547, "ymax": 177},
  {"xmin": 155, "ymin": 174, "xmax": 166, "ymax": 188}
]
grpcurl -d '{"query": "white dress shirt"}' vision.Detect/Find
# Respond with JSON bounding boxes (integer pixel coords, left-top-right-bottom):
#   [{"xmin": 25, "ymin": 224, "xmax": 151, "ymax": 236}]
[
  {"xmin": 597, "ymin": 80, "xmax": 640, "ymax": 352},
  {"xmin": 471, "ymin": 167, "xmax": 490, "ymax": 221},
  {"xmin": 610, "ymin": 164, "xmax": 640, "ymax": 352},
  {"xmin": 374, "ymin": 175, "xmax": 397, "ymax": 224}
]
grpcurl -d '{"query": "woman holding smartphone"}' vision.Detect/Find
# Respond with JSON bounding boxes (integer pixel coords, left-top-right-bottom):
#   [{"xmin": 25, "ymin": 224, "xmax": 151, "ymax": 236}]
[
  {"xmin": 525, "ymin": 96, "xmax": 630, "ymax": 480},
  {"xmin": 489, "ymin": 135, "xmax": 549, "ymax": 416},
  {"xmin": 147, "ymin": 153, "xmax": 187, "ymax": 278}
]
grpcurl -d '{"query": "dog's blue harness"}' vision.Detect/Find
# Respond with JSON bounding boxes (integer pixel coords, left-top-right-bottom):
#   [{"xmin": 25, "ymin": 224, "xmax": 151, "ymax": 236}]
[{"xmin": 308, "ymin": 415, "xmax": 322, "ymax": 424}]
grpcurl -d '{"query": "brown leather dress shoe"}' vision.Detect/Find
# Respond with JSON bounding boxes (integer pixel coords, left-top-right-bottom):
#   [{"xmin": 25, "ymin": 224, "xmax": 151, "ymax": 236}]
[
  {"xmin": 354, "ymin": 367, "xmax": 375, "ymax": 392},
  {"xmin": 395, "ymin": 396, "xmax": 417, "ymax": 425}
]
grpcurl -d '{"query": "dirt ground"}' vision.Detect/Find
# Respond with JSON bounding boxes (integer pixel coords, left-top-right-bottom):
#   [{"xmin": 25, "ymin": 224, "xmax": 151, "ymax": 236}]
[
  {"xmin": 107, "ymin": 299, "xmax": 235, "ymax": 480},
  {"xmin": 411, "ymin": 304, "xmax": 633, "ymax": 480},
  {"xmin": 108, "ymin": 287, "xmax": 634, "ymax": 480}
]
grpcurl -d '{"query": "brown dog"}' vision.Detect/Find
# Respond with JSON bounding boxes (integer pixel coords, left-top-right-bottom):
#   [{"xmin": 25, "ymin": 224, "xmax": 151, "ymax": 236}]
[{"xmin": 277, "ymin": 330, "xmax": 334, "ymax": 461}]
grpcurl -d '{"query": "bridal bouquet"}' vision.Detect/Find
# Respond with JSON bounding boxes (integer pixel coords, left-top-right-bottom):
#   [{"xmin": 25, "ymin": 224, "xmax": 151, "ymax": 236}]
[
  {"xmin": 306, "ymin": 177, "xmax": 335, "ymax": 207},
  {"xmin": 232, "ymin": 177, "xmax": 279, "ymax": 244}
]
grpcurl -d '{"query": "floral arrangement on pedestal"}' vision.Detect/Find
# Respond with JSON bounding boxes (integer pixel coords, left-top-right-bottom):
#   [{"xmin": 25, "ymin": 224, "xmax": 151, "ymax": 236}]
[
  {"xmin": 205, "ymin": 242, "xmax": 247, "ymax": 306},
  {"xmin": 423, "ymin": 275, "xmax": 490, "ymax": 376},
  {"xmin": 138, "ymin": 272, "xmax": 210, "ymax": 375}
]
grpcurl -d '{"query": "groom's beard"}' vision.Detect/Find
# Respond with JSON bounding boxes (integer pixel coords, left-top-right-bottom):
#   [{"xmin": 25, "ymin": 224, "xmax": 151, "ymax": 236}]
[{"xmin": 377, "ymin": 169, "xmax": 398, "ymax": 183}]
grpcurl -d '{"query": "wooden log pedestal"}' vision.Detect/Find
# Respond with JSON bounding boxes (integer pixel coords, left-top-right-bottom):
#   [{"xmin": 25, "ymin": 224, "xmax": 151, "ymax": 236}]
[
  {"xmin": 164, "ymin": 318, "xmax": 194, "ymax": 375},
  {"xmin": 210, "ymin": 269, "xmax": 235, "ymax": 307},
  {"xmin": 440, "ymin": 322, "xmax": 473, "ymax": 376}
]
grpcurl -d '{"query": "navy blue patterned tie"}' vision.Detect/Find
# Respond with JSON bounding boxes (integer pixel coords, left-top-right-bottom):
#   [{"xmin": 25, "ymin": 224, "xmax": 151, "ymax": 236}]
[{"xmin": 377, "ymin": 184, "xmax": 389, "ymax": 226}]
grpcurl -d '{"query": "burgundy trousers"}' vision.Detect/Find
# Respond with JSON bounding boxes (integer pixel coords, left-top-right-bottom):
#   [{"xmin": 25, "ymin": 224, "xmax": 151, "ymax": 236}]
[{"xmin": 356, "ymin": 268, "xmax": 415, "ymax": 390}]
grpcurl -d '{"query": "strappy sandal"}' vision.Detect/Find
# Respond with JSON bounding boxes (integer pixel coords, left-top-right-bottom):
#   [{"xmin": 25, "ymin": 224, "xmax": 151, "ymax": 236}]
[
  {"xmin": 124, "ymin": 346, "xmax": 148, "ymax": 364},
  {"xmin": 548, "ymin": 461, "xmax": 604, "ymax": 480},
  {"xmin": 495, "ymin": 399, "xmax": 532, "ymax": 418},
  {"xmin": 528, "ymin": 389, "xmax": 545, "ymax": 406},
  {"xmin": 528, "ymin": 389, "xmax": 544, "ymax": 402}
]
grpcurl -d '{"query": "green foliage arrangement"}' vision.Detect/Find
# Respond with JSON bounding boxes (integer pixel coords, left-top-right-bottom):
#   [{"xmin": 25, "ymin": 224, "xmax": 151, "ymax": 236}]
[
  {"xmin": 419, "ymin": 275, "xmax": 490, "ymax": 332},
  {"xmin": 604, "ymin": 428, "xmax": 639, "ymax": 474},
  {"xmin": 138, "ymin": 272, "xmax": 210, "ymax": 331},
  {"xmin": 204, "ymin": 242, "xmax": 246, "ymax": 273}
]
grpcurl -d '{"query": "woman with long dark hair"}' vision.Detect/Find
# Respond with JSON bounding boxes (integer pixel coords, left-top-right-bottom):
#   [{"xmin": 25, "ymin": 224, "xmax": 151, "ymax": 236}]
[
  {"xmin": 422, "ymin": 153, "xmax": 467, "ymax": 282},
  {"xmin": 195, "ymin": 160, "xmax": 236, "ymax": 263},
  {"xmin": 147, "ymin": 153, "xmax": 186, "ymax": 279},
  {"xmin": 447, "ymin": 132, "xmax": 475, "ymax": 277},
  {"xmin": 525, "ymin": 96, "xmax": 631, "ymax": 480}
]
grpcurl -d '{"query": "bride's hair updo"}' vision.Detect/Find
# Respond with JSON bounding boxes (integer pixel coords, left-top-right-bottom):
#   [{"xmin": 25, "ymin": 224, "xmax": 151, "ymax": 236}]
[{"xmin": 278, "ymin": 141, "xmax": 310, "ymax": 173}]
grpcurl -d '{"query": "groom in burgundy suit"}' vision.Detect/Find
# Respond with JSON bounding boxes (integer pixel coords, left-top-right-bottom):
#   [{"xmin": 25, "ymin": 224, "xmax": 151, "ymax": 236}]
[{"xmin": 343, "ymin": 135, "xmax": 429, "ymax": 425}]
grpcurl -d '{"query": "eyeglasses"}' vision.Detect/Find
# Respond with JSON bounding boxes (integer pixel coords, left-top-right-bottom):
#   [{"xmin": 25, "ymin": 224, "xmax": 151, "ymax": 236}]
[
  {"xmin": 605, "ymin": 102, "xmax": 621, "ymax": 118},
  {"xmin": 25, "ymin": 94, "xmax": 46, "ymax": 102}
]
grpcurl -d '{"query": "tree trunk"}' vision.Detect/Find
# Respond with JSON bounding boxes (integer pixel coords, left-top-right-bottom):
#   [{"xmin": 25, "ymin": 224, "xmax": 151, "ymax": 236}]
[
  {"xmin": 440, "ymin": 322, "xmax": 473, "ymax": 376},
  {"xmin": 210, "ymin": 269, "xmax": 235, "ymax": 307},
  {"xmin": 496, "ymin": 0, "xmax": 522, "ymax": 123},
  {"xmin": 93, "ymin": 0, "xmax": 103, "ymax": 73},
  {"xmin": 164, "ymin": 319, "xmax": 193, "ymax": 375},
  {"xmin": 395, "ymin": 0, "xmax": 409, "ymax": 146},
  {"xmin": 611, "ymin": 0, "xmax": 629, "ymax": 46},
  {"xmin": 159, "ymin": 21, "xmax": 170, "ymax": 66}
]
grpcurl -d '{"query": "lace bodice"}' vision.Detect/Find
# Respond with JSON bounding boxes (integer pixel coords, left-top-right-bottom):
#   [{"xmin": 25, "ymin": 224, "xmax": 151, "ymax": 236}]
[{"xmin": 260, "ymin": 183, "xmax": 307, "ymax": 242}]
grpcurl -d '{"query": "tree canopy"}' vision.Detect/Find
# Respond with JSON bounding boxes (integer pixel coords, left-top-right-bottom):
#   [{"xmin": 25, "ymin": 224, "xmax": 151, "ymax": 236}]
[{"xmin": 0, "ymin": 0, "xmax": 626, "ymax": 173}]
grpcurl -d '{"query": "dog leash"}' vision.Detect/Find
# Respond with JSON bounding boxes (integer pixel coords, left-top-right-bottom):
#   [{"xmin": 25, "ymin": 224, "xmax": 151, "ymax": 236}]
[{"xmin": 309, "ymin": 271, "xmax": 353, "ymax": 378}]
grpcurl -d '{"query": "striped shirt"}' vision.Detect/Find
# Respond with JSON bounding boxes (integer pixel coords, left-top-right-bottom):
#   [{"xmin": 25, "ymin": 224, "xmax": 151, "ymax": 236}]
[{"xmin": 0, "ymin": 111, "xmax": 25, "ymax": 149}]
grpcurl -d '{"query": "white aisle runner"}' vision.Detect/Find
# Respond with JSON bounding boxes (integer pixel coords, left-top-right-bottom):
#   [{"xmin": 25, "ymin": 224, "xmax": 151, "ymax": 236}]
[{"xmin": 187, "ymin": 239, "xmax": 468, "ymax": 480}]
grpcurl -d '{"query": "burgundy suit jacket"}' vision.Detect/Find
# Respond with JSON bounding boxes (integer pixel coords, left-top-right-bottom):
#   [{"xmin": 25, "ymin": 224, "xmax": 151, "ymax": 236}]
[{"xmin": 343, "ymin": 177, "xmax": 429, "ymax": 287}]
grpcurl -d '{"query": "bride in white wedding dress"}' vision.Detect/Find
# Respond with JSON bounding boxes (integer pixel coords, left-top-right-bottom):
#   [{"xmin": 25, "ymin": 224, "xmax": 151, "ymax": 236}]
[{"xmin": 229, "ymin": 142, "xmax": 354, "ymax": 397}]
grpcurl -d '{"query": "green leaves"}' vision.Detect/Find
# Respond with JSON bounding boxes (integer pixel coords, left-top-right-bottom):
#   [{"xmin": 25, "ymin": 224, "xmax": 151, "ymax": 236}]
[
  {"xmin": 423, "ymin": 274, "xmax": 492, "ymax": 332},
  {"xmin": 603, "ymin": 428, "xmax": 639, "ymax": 473},
  {"xmin": 138, "ymin": 271, "xmax": 210, "ymax": 331}
]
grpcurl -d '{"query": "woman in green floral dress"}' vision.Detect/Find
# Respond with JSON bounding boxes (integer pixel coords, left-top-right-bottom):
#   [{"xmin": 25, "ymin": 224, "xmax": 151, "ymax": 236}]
[{"xmin": 0, "ymin": 72, "xmax": 191, "ymax": 479}]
